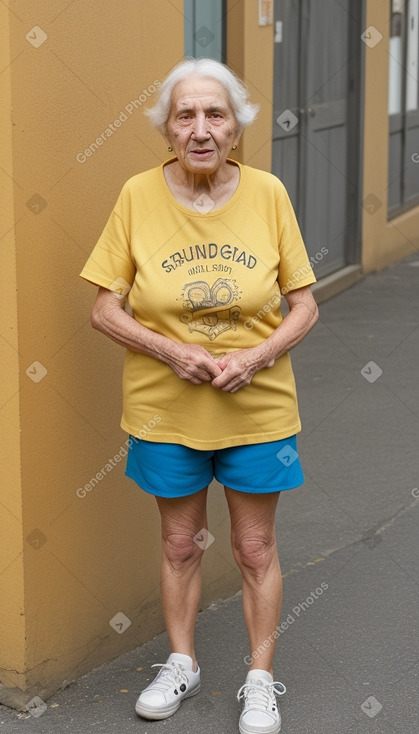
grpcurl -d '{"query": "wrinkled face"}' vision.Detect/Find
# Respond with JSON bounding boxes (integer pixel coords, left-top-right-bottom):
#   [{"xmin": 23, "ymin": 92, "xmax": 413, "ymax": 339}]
[{"xmin": 165, "ymin": 77, "xmax": 240, "ymax": 175}]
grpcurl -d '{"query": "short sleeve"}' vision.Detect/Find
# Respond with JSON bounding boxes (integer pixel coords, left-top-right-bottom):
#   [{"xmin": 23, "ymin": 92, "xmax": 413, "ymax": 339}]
[
  {"xmin": 276, "ymin": 180, "xmax": 316, "ymax": 293},
  {"xmin": 79, "ymin": 185, "xmax": 136, "ymax": 297}
]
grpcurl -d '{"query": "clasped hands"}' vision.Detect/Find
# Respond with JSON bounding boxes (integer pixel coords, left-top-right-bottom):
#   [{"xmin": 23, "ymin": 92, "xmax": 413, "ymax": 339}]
[{"xmin": 165, "ymin": 343, "xmax": 275, "ymax": 394}]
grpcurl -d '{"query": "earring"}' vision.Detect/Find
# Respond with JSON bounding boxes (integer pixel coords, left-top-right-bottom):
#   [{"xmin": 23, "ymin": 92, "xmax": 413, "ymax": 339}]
[
  {"xmin": 167, "ymin": 146, "xmax": 173, "ymax": 151},
  {"xmin": 232, "ymin": 145, "xmax": 237, "ymax": 150}
]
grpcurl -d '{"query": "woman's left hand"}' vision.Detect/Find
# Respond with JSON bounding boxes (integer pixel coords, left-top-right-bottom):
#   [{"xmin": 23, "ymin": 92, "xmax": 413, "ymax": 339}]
[
  {"xmin": 211, "ymin": 345, "xmax": 274, "ymax": 393},
  {"xmin": 211, "ymin": 287, "xmax": 319, "ymax": 393}
]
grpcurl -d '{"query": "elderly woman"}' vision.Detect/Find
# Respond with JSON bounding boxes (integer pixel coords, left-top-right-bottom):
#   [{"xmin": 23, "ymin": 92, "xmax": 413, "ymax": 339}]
[{"xmin": 80, "ymin": 58, "xmax": 318, "ymax": 734}]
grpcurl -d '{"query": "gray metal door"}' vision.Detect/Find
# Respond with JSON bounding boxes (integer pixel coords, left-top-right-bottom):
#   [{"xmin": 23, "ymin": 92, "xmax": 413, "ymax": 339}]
[{"xmin": 272, "ymin": 0, "xmax": 361, "ymax": 278}]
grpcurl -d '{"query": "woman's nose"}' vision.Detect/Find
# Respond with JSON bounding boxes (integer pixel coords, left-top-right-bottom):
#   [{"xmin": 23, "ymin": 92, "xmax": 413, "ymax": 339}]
[{"xmin": 192, "ymin": 115, "xmax": 210, "ymax": 139}]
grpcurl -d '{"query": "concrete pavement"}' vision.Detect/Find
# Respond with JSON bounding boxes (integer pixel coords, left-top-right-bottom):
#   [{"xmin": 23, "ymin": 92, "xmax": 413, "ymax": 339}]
[{"xmin": 1, "ymin": 253, "xmax": 418, "ymax": 733}]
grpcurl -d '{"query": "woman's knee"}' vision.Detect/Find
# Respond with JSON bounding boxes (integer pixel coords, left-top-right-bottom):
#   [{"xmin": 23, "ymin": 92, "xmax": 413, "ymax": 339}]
[
  {"xmin": 156, "ymin": 489, "xmax": 208, "ymax": 571},
  {"xmin": 232, "ymin": 533, "xmax": 277, "ymax": 580},
  {"xmin": 162, "ymin": 531, "xmax": 204, "ymax": 571}
]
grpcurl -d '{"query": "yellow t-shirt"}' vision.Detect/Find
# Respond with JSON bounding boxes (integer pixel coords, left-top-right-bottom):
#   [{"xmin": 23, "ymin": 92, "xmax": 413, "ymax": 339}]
[{"xmin": 80, "ymin": 159, "xmax": 316, "ymax": 449}]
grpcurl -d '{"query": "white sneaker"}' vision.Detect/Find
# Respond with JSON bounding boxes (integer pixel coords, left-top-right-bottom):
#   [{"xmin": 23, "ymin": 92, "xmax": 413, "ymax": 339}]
[
  {"xmin": 135, "ymin": 652, "xmax": 201, "ymax": 720},
  {"xmin": 237, "ymin": 669, "xmax": 286, "ymax": 734}
]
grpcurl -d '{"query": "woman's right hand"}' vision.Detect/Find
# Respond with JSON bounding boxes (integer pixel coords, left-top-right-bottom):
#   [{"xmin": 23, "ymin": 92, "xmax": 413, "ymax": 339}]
[
  {"xmin": 91, "ymin": 287, "xmax": 222, "ymax": 384},
  {"xmin": 162, "ymin": 343, "xmax": 223, "ymax": 384}
]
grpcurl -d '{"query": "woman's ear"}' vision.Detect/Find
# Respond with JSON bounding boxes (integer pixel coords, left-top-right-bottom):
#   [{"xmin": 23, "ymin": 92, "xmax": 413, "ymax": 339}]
[
  {"xmin": 232, "ymin": 129, "xmax": 242, "ymax": 150},
  {"xmin": 161, "ymin": 123, "xmax": 171, "ymax": 148},
  {"xmin": 163, "ymin": 133, "xmax": 174, "ymax": 152}
]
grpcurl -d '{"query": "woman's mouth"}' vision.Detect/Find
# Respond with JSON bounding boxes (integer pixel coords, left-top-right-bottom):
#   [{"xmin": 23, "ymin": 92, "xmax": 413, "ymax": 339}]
[{"xmin": 190, "ymin": 149, "xmax": 214, "ymax": 159}]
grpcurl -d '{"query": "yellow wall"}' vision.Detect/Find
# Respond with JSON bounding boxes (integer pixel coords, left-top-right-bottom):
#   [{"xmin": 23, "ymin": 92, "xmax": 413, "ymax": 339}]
[
  {"xmin": 362, "ymin": 0, "xmax": 419, "ymax": 271},
  {"xmin": 0, "ymin": 2, "xmax": 26, "ymax": 699},
  {"xmin": 2, "ymin": 0, "xmax": 276, "ymax": 709}
]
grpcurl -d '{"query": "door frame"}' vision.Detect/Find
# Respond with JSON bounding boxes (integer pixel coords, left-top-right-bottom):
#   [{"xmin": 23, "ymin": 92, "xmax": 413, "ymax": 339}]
[{"xmin": 345, "ymin": 0, "xmax": 365, "ymax": 267}]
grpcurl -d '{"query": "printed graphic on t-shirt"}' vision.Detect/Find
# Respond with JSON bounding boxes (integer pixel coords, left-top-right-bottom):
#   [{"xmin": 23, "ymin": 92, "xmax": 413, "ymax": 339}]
[
  {"xmin": 179, "ymin": 277, "xmax": 241, "ymax": 341},
  {"xmin": 161, "ymin": 242, "xmax": 257, "ymax": 274}
]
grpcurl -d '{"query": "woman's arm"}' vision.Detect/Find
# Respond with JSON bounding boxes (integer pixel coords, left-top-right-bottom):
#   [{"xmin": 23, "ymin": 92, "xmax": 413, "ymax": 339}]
[
  {"xmin": 91, "ymin": 286, "xmax": 222, "ymax": 384},
  {"xmin": 263, "ymin": 285, "xmax": 319, "ymax": 361},
  {"xmin": 212, "ymin": 286, "xmax": 318, "ymax": 393}
]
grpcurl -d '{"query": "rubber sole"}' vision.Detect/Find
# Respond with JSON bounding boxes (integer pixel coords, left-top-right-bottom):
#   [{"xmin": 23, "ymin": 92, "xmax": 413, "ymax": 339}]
[
  {"xmin": 135, "ymin": 682, "xmax": 201, "ymax": 720},
  {"xmin": 239, "ymin": 714, "xmax": 281, "ymax": 734}
]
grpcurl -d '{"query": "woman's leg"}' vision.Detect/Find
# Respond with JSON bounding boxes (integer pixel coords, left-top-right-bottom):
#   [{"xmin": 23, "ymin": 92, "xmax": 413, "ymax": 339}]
[
  {"xmin": 224, "ymin": 487, "xmax": 282, "ymax": 675},
  {"xmin": 155, "ymin": 487, "xmax": 209, "ymax": 670}
]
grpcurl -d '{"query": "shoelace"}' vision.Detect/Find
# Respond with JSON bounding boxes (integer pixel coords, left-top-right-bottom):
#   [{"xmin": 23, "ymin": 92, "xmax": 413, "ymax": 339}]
[
  {"xmin": 237, "ymin": 679, "xmax": 286, "ymax": 710},
  {"xmin": 148, "ymin": 662, "xmax": 189, "ymax": 694}
]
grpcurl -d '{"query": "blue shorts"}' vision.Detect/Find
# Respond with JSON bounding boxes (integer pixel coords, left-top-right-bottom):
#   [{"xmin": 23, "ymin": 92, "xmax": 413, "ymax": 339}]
[{"xmin": 125, "ymin": 435, "xmax": 304, "ymax": 498}]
